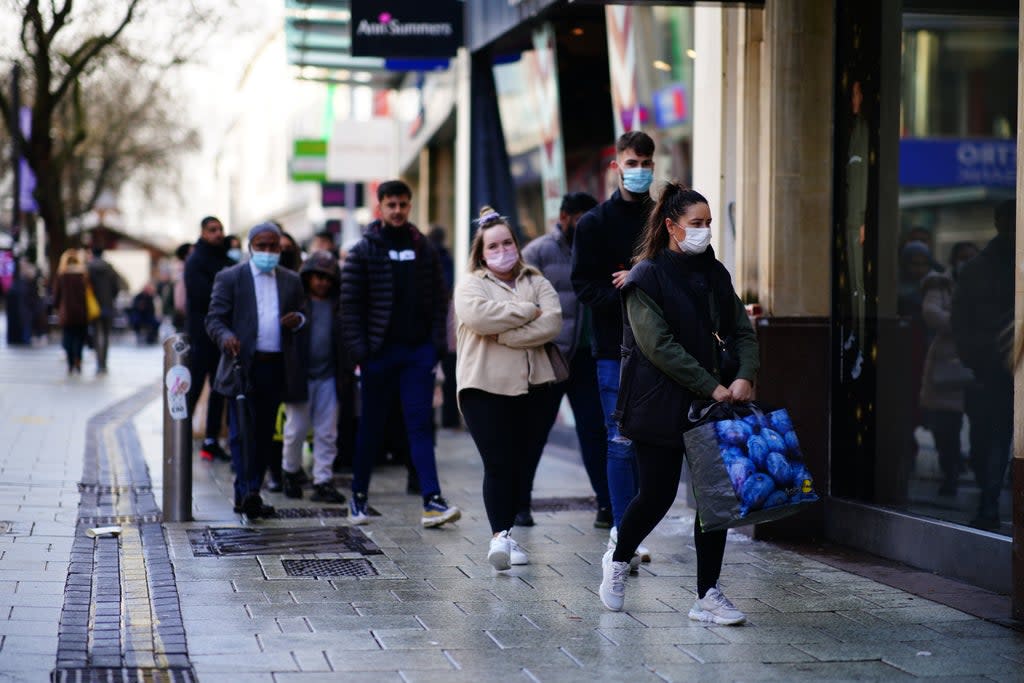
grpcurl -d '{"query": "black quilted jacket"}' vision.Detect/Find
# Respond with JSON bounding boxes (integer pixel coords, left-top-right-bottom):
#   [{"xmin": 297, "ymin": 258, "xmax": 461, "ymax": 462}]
[{"xmin": 340, "ymin": 220, "xmax": 449, "ymax": 364}]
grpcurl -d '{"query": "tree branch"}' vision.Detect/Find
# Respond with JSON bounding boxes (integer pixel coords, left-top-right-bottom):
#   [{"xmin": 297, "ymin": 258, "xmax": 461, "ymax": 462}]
[
  {"xmin": 52, "ymin": 0, "xmax": 141, "ymax": 106},
  {"xmin": 0, "ymin": 82, "xmax": 30, "ymax": 154},
  {"xmin": 46, "ymin": 0, "xmax": 75, "ymax": 44}
]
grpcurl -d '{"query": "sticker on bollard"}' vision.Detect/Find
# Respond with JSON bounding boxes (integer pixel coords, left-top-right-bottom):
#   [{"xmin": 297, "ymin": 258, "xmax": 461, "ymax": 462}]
[{"xmin": 165, "ymin": 364, "xmax": 191, "ymax": 420}]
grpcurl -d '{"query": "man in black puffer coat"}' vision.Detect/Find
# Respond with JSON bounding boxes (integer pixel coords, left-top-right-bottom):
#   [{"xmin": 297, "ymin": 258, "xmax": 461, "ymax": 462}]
[{"xmin": 340, "ymin": 180, "xmax": 461, "ymax": 529}]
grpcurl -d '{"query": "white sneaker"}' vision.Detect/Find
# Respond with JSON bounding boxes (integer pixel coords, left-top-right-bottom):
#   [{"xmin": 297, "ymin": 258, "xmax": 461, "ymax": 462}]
[
  {"xmin": 688, "ymin": 586, "xmax": 746, "ymax": 625},
  {"xmin": 509, "ymin": 537, "xmax": 528, "ymax": 565},
  {"xmin": 607, "ymin": 527, "xmax": 645, "ymax": 574},
  {"xmin": 488, "ymin": 531, "xmax": 511, "ymax": 570},
  {"xmin": 599, "ymin": 548, "xmax": 629, "ymax": 611}
]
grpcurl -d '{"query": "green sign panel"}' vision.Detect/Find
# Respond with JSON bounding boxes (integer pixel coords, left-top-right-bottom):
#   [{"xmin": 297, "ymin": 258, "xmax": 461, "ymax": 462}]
[{"xmin": 291, "ymin": 139, "xmax": 328, "ymax": 182}]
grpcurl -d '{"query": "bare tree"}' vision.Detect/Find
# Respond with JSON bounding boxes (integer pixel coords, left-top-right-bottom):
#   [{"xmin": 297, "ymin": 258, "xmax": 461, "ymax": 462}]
[{"xmin": 0, "ymin": 0, "xmax": 233, "ymax": 271}]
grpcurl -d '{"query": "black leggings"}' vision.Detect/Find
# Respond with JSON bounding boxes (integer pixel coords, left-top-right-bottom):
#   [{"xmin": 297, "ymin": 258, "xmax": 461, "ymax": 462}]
[
  {"xmin": 460, "ymin": 386, "xmax": 554, "ymax": 533},
  {"xmin": 613, "ymin": 441, "xmax": 727, "ymax": 598}
]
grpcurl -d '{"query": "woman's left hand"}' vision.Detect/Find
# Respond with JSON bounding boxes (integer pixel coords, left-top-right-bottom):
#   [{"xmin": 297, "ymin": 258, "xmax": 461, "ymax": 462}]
[{"xmin": 728, "ymin": 378, "xmax": 754, "ymax": 402}]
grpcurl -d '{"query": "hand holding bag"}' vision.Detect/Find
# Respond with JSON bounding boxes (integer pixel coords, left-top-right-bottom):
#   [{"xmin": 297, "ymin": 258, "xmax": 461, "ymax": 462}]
[{"xmin": 683, "ymin": 401, "xmax": 819, "ymax": 532}]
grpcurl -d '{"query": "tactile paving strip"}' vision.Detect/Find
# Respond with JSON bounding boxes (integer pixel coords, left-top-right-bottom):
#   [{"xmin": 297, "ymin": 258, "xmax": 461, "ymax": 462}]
[
  {"xmin": 52, "ymin": 667, "xmax": 195, "ymax": 682},
  {"xmin": 187, "ymin": 526, "xmax": 383, "ymax": 557},
  {"xmin": 282, "ymin": 558, "xmax": 378, "ymax": 578}
]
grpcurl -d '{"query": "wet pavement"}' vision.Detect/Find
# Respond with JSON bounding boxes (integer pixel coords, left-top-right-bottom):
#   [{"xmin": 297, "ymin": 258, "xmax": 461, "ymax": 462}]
[{"xmin": 0, "ymin": 339, "xmax": 1022, "ymax": 682}]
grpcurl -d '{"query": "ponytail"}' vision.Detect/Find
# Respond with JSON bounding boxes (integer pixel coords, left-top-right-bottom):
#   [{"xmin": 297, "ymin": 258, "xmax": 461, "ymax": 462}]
[{"xmin": 633, "ymin": 182, "xmax": 708, "ymax": 264}]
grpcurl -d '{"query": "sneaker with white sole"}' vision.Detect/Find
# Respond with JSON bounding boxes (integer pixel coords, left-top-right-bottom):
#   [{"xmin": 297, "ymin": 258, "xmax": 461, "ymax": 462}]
[
  {"xmin": 606, "ymin": 528, "xmax": 644, "ymax": 574},
  {"xmin": 688, "ymin": 586, "xmax": 746, "ymax": 625},
  {"xmin": 599, "ymin": 548, "xmax": 629, "ymax": 611},
  {"xmin": 509, "ymin": 537, "xmax": 528, "ymax": 566},
  {"xmin": 349, "ymin": 492, "xmax": 370, "ymax": 525},
  {"xmin": 488, "ymin": 531, "xmax": 512, "ymax": 570},
  {"xmin": 422, "ymin": 495, "xmax": 462, "ymax": 528}
]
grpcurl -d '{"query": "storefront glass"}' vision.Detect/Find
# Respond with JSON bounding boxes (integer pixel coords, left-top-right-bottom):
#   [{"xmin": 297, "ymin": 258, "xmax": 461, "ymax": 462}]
[{"xmin": 833, "ymin": 3, "xmax": 1017, "ymax": 535}]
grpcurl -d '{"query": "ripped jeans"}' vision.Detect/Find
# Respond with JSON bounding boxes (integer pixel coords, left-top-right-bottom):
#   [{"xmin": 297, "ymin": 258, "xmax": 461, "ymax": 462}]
[{"xmin": 596, "ymin": 358, "xmax": 638, "ymax": 528}]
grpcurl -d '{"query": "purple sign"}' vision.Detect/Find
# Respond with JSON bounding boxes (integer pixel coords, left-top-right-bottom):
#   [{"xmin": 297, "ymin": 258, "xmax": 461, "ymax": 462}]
[{"xmin": 19, "ymin": 107, "xmax": 37, "ymax": 212}]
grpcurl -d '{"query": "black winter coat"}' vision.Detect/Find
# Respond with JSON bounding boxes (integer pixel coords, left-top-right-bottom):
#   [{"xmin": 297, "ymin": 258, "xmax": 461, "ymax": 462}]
[
  {"xmin": 184, "ymin": 239, "xmax": 231, "ymax": 346},
  {"xmin": 570, "ymin": 189, "xmax": 652, "ymax": 359},
  {"xmin": 340, "ymin": 221, "xmax": 448, "ymax": 364}
]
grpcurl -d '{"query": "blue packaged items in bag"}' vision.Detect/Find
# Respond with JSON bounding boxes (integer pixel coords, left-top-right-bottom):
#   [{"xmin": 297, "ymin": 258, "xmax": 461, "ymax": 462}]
[{"xmin": 682, "ymin": 402, "xmax": 819, "ymax": 532}]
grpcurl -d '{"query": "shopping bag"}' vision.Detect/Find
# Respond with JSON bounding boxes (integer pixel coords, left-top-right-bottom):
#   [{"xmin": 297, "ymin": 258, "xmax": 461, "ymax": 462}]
[
  {"xmin": 85, "ymin": 284, "xmax": 101, "ymax": 322},
  {"xmin": 683, "ymin": 401, "xmax": 819, "ymax": 532}
]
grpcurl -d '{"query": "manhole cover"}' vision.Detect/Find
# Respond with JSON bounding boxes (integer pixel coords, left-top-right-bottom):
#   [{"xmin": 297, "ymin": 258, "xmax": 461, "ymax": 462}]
[
  {"xmin": 531, "ymin": 496, "xmax": 597, "ymax": 512},
  {"xmin": 187, "ymin": 526, "xmax": 382, "ymax": 557},
  {"xmin": 283, "ymin": 558, "xmax": 378, "ymax": 578}
]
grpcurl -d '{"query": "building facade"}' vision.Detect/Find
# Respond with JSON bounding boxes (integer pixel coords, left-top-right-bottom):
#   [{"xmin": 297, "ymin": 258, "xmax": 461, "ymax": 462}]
[{"xmin": 465, "ymin": 0, "xmax": 1023, "ymax": 609}]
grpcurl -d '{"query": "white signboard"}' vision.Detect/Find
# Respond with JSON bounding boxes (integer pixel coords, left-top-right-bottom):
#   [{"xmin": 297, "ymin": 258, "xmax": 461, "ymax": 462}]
[{"xmin": 327, "ymin": 119, "xmax": 398, "ymax": 182}]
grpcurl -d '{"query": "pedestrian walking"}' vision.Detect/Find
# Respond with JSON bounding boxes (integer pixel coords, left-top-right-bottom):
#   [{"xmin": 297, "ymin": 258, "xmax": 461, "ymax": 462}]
[
  {"xmin": 340, "ymin": 179, "xmax": 461, "ymax": 528},
  {"xmin": 454, "ymin": 206, "xmax": 562, "ymax": 570},
  {"xmin": 520, "ymin": 191, "xmax": 612, "ymax": 529},
  {"xmin": 281, "ymin": 251, "xmax": 349, "ymax": 504},
  {"xmin": 53, "ymin": 249, "xmax": 90, "ymax": 375},
  {"xmin": 128, "ymin": 283, "xmax": 159, "ymax": 345},
  {"xmin": 571, "ymin": 130, "xmax": 656, "ymax": 560},
  {"xmin": 86, "ymin": 246, "xmax": 123, "ymax": 373},
  {"xmin": 599, "ymin": 184, "xmax": 759, "ymax": 625},
  {"xmin": 206, "ymin": 222, "xmax": 307, "ymax": 518},
  {"xmin": 185, "ymin": 216, "xmax": 232, "ymax": 462}
]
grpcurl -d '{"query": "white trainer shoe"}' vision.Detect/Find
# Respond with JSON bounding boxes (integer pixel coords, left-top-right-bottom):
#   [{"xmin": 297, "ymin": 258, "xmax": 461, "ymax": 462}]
[
  {"xmin": 509, "ymin": 537, "xmax": 528, "ymax": 566},
  {"xmin": 688, "ymin": 586, "xmax": 746, "ymax": 625},
  {"xmin": 599, "ymin": 548, "xmax": 629, "ymax": 611},
  {"xmin": 488, "ymin": 531, "xmax": 512, "ymax": 570}
]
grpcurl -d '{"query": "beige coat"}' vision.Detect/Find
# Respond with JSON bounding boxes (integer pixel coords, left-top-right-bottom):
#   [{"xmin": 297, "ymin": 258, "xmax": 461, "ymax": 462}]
[{"xmin": 455, "ymin": 266, "xmax": 562, "ymax": 399}]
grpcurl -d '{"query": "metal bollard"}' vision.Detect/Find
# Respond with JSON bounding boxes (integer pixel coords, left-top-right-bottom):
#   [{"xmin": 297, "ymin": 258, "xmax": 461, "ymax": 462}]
[{"xmin": 162, "ymin": 333, "xmax": 193, "ymax": 522}]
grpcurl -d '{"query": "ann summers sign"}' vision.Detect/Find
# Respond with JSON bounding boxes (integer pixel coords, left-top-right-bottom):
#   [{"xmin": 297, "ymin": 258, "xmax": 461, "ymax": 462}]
[{"xmin": 351, "ymin": 0, "xmax": 463, "ymax": 58}]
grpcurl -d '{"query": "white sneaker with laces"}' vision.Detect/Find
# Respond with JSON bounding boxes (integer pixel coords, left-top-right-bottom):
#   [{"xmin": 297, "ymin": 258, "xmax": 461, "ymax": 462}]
[
  {"xmin": 488, "ymin": 531, "xmax": 512, "ymax": 570},
  {"xmin": 598, "ymin": 548, "xmax": 629, "ymax": 611},
  {"xmin": 509, "ymin": 537, "xmax": 528, "ymax": 566},
  {"xmin": 688, "ymin": 586, "xmax": 746, "ymax": 625}
]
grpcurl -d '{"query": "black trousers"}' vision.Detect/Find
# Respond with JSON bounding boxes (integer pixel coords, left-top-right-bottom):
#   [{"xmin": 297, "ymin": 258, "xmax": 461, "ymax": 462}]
[
  {"xmin": 460, "ymin": 386, "xmax": 554, "ymax": 533},
  {"xmin": 613, "ymin": 441, "xmax": 727, "ymax": 598},
  {"xmin": 231, "ymin": 354, "xmax": 284, "ymax": 504},
  {"xmin": 186, "ymin": 334, "xmax": 225, "ymax": 441}
]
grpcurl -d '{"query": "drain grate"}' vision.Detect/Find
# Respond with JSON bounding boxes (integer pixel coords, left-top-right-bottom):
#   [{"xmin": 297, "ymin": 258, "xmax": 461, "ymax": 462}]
[
  {"xmin": 188, "ymin": 526, "xmax": 382, "ymax": 557},
  {"xmin": 51, "ymin": 668, "xmax": 195, "ymax": 683},
  {"xmin": 78, "ymin": 483, "xmax": 152, "ymax": 494},
  {"xmin": 269, "ymin": 507, "xmax": 348, "ymax": 519},
  {"xmin": 282, "ymin": 558, "xmax": 378, "ymax": 578},
  {"xmin": 530, "ymin": 496, "xmax": 597, "ymax": 512}
]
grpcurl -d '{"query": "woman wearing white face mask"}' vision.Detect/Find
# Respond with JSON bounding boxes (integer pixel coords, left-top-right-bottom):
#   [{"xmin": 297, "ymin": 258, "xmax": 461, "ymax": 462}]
[
  {"xmin": 597, "ymin": 183, "xmax": 759, "ymax": 623},
  {"xmin": 454, "ymin": 206, "xmax": 562, "ymax": 571}
]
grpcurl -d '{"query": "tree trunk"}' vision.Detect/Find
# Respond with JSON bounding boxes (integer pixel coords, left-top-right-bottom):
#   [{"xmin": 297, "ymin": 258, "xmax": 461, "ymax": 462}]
[{"xmin": 32, "ymin": 155, "xmax": 68, "ymax": 279}]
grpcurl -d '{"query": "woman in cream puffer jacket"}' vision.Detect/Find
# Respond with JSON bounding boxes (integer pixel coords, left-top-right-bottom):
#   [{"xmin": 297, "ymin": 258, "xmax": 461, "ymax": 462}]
[{"xmin": 454, "ymin": 207, "xmax": 562, "ymax": 571}]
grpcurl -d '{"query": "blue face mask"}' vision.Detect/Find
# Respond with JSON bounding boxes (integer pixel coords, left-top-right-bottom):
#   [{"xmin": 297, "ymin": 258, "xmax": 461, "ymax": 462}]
[
  {"xmin": 251, "ymin": 251, "xmax": 279, "ymax": 272},
  {"xmin": 227, "ymin": 248, "xmax": 242, "ymax": 263},
  {"xmin": 622, "ymin": 167, "xmax": 654, "ymax": 194}
]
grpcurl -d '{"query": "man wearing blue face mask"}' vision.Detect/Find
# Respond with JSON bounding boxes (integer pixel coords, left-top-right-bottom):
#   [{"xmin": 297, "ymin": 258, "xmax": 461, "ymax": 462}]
[
  {"xmin": 206, "ymin": 222, "xmax": 307, "ymax": 518},
  {"xmin": 571, "ymin": 130, "xmax": 656, "ymax": 565}
]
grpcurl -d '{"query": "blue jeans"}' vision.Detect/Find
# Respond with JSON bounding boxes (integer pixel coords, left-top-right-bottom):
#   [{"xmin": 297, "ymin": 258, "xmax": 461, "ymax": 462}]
[
  {"xmin": 353, "ymin": 342, "xmax": 440, "ymax": 499},
  {"xmin": 596, "ymin": 358, "xmax": 638, "ymax": 527}
]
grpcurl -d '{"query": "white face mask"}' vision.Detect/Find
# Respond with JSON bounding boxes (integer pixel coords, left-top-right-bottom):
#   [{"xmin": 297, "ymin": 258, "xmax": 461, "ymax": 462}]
[
  {"xmin": 676, "ymin": 225, "xmax": 711, "ymax": 254},
  {"xmin": 485, "ymin": 249, "xmax": 518, "ymax": 274}
]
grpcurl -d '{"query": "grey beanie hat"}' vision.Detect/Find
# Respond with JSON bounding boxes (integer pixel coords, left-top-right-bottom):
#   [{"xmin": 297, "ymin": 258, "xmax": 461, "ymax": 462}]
[{"xmin": 248, "ymin": 221, "xmax": 282, "ymax": 243}]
